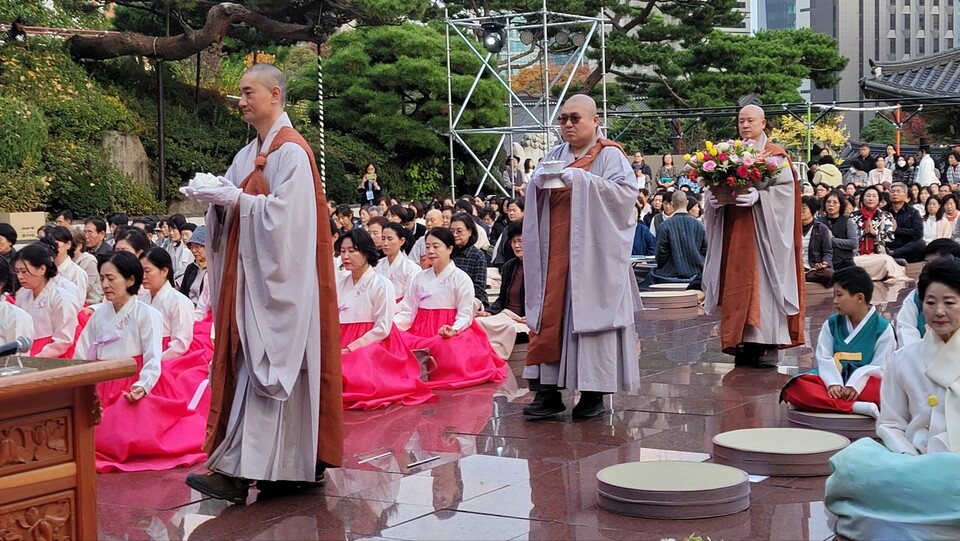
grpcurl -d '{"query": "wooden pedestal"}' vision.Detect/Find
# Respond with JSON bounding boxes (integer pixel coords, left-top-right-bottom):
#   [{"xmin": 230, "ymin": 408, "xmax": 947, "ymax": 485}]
[{"xmin": 0, "ymin": 358, "xmax": 136, "ymax": 541}]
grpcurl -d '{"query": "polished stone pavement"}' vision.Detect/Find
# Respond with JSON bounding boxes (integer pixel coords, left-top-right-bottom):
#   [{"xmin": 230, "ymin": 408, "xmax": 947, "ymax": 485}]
[{"xmin": 96, "ymin": 280, "xmax": 914, "ymax": 540}]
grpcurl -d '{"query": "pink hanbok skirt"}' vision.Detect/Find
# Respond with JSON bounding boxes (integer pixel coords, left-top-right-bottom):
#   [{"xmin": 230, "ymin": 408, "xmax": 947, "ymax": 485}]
[
  {"xmin": 341, "ymin": 322, "xmax": 437, "ymax": 410},
  {"xmin": 94, "ymin": 321, "xmax": 214, "ymax": 473},
  {"xmin": 398, "ymin": 308, "xmax": 507, "ymax": 390}
]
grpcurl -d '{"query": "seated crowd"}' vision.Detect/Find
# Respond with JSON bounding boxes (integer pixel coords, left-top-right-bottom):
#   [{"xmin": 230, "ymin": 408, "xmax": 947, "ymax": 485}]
[{"xmin": 1, "ymin": 212, "xmax": 213, "ymax": 475}]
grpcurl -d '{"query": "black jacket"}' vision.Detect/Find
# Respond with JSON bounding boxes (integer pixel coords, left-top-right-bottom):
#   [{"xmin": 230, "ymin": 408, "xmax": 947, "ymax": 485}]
[
  {"xmin": 888, "ymin": 203, "xmax": 924, "ymax": 249},
  {"xmin": 488, "ymin": 257, "xmax": 524, "ymax": 316},
  {"xmin": 805, "ymin": 221, "xmax": 834, "ymax": 268}
]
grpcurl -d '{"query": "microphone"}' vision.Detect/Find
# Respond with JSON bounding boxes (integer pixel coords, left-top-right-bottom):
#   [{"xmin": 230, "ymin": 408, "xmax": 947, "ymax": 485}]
[{"xmin": 0, "ymin": 337, "xmax": 32, "ymax": 358}]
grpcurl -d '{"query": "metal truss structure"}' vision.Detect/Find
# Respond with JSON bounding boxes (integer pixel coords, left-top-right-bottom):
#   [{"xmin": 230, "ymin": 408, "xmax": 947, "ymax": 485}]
[{"xmin": 443, "ymin": 3, "xmax": 609, "ymax": 197}]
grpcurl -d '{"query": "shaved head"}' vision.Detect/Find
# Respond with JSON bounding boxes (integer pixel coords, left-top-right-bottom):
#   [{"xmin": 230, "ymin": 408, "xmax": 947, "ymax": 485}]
[
  {"xmin": 244, "ymin": 63, "xmax": 287, "ymax": 105},
  {"xmin": 565, "ymin": 94, "xmax": 598, "ymax": 116},
  {"xmin": 425, "ymin": 209, "xmax": 443, "ymax": 229},
  {"xmin": 737, "ymin": 104, "xmax": 767, "ymax": 140}
]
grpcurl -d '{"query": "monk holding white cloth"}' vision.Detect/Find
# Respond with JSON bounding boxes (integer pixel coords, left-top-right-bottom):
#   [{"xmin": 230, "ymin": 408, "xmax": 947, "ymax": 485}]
[
  {"xmin": 826, "ymin": 256, "xmax": 960, "ymax": 540},
  {"xmin": 702, "ymin": 104, "xmax": 805, "ymax": 367},
  {"xmin": 184, "ymin": 64, "xmax": 343, "ymax": 504},
  {"xmin": 522, "ymin": 95, "xmax": 642, "ymax": 420}
]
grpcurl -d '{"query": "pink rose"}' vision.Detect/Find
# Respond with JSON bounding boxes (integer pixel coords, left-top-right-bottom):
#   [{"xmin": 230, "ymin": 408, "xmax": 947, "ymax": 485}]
[
  {"xmin": 742, "ymin": 154, "xmax": 755, "ymax": 167},
  {"xmin": 702, "ymin": 160, "xmax": 717, "ymax": 172}
]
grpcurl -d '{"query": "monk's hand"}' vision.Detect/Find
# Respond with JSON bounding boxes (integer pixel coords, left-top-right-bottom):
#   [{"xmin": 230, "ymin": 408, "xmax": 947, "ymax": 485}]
[
  {"xmin": 476, "ymin": 310, "xmax": 490, "ymax": 317},
  {"xmin": 513, "ymin": 316, "xmax": 527, "ymax": 324},
  {"xmin": 438, "ymin": 325, "xmax": 458, "ymax": 339},
  {"xmin": 705, "ymin": 190, "xmax": 724, "ymax": 209},
  {"xmin": 842, "ymin": 386, "xmax": 860, "ymax": 401},
  {"xmin": 827, "ymin": 385, "xmax": 845, "ymax": 399},
  {"xmin": 124, "ymin": 386, "xmax": 146, "ymax": 403},
  {"xmin": 735, "ymin": 187, "xmax": 760, "ymax": 207},
  {"xmin": 193, "ymin": 177, "xmax": 242, "ymax": 208}
]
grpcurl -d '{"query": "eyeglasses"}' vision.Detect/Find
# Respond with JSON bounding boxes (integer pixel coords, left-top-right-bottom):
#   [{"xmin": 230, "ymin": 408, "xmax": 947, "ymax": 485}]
[
  {"xmin": 451, "ymin": 228, "xmax": 469, "ymax": 235},
  {"xmin": 557, "ymin": 114, "xmax": 583, "ymax": 125}
]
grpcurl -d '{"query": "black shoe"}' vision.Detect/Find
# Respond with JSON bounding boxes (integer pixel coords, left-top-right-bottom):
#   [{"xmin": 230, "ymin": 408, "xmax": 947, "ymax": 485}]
[
  {"xmin": 523, "ymin": 390, "xmax": 565, "ymax": 418},
  {"xmin": 894, "ymin": 258, "xmax": 908, "ymax": 267},
  {"xmin": 186, "ymin": 472, "xmax": 250, "ymax": 505},
  {"xmin": 733, "ymin": 343, "xmax": 772, "ymax": 367},
  {"xmin": 572, "ymin": 391, "xmax": 607, "ymax": 419},
  {"xmin": 256, "ymin": 479, "xmax": 316, "ymax": 499}
]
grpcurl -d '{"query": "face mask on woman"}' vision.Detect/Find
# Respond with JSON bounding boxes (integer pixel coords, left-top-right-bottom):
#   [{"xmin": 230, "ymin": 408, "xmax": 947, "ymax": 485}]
[{"xmin": 898, "ymin": 159, "xmax": 906, "ymax": 168}]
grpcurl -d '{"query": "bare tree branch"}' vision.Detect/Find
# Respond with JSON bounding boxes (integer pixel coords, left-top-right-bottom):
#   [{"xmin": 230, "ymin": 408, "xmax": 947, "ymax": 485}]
[{"xmin": 69, "ymin": 2, "xmax": 327, "ymax": 61}]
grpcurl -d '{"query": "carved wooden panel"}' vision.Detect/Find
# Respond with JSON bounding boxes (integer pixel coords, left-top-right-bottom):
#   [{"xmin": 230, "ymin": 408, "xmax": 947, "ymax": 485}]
[
  {"xmin": 0, "ymin": 410, "xmax": 72, "ymax": 477},
  {"xmin": 0, "ymin": 490, "xmax": 74, "ymax": 541}
]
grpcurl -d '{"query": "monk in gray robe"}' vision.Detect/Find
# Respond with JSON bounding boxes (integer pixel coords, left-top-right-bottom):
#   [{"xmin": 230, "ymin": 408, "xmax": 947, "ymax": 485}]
[
  {"xmin": 702, "ymin": 104, "xmax": 805, "ymax": 367},
  {"xmin": 184, "ymin": 64, "xmax": 343, "ymax": 503},
  {"xmin": 522, "ymin": 95, "xmax": 642, "ymax": 419}
]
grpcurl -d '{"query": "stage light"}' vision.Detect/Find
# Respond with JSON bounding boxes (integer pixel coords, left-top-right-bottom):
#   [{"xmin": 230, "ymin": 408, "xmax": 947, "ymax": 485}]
[
  {"xmin": 554, "ymin": 30, "xmax": 569, "ymax": 45},
  {"xmin": 519, "ymin": 29, "xmax": 535, "ymax": 45},
  {"xmin": 481, "ymin": 21, "xmax": 506, "ymax": 54},
  {"xmin": 571, "ymin": 32, "xmax": 586, "ymax": 47}
]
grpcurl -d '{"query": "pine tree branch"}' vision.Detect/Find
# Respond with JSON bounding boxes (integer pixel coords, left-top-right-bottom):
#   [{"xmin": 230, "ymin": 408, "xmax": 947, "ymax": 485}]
[{"xmin": 69, "ymin": 2, "xmax": 327, "ymax": 61}]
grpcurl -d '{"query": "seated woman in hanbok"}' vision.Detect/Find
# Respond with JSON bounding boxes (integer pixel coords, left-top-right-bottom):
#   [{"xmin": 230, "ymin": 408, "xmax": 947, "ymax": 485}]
[
  {"xmin": 895, "ymin": 239, "xmax": 960, "ymax": 348},
  {"xmin": 140, "ymin": 248, "xmax": 197, "ymax": 360},
  {"xmin": 476, "ymin": 222, "xmax": 530, "ymax": 360},
  {"xmin": 14, "ymin": 243, "xmax": 81, "ymax": 357},
  {"xmin": 396, "ymin": 228, "xmax": 507, "ymax": 390},
  {"xmin": 45, "ymin": 226, "xmax": 87, "ymax": 307},
  {"xmin": 338, "ymin": 229, "xmax": 436, "ymax": 410},
  {"xmin": 825, "ymin": 257, "xmax": 960, "ymax": 540},
  {"xmin": 75, "ymin": 251, "xmax": 206, "ymax": 472},
  {"xmin": 375, "ymin": 222, "xmax": 420, "ymax": 303},
  {"xmin": 0, "ymin": 257, "xmax": 33, "ymax": 343}
]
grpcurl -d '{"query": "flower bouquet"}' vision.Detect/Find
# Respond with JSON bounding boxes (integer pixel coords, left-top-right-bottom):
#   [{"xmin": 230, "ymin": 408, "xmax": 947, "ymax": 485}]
[{"xmin": 683, "ymin": 140, "xmax": 786, "ymax": 205}]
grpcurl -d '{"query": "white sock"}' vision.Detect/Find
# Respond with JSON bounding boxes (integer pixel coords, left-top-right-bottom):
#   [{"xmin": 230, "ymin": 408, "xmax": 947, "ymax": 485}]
[{"xmin": 851, "ymin": 401, "xmax": 880, "ymax": 419}]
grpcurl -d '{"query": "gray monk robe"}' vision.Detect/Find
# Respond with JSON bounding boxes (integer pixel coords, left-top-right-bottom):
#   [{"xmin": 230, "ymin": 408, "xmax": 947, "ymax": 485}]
[
  {"xmin": 702, "ymin": 134, "xmax": 805, "ymax": 353},
  {"xmin": 204, "ymin": 113, "xmax": 343, "ymax": 482},
  {"xmin": 521, "ymin": 137, "xmax": 642, "ymax": 393}
]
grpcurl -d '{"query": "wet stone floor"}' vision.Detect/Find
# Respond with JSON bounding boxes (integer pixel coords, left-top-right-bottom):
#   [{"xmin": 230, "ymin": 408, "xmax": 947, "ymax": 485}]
[{"xmin": 96, "ymin": 280, "xmax": 914, "ymax": 540}]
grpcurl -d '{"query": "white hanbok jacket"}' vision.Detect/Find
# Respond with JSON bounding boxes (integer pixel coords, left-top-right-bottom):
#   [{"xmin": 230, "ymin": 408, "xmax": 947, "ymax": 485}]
[
  {"xmin": 0, "ymin": 301, "xmax": 34, "ymax": 344},
  {"xmin": 375, "ymin": 255, "xmax": 420, "ymax": 301},
  {"xmin": 15, "ymin": 282, "xmax": 80, "ymax": 357},
  {"xmin": 395, "ymin": 262, "xmax": 475, "ymax": 333},
  {"xmin": 140, "ymin": 282, "xmax": 194, "ymax": 360},
  {"xmin": 896, "ymin": 289, "xmax": 923, "ymax": 349},
  {"xmin": 75, "ymin": 296, "xmax": 163, "ymax": 394},
  {"xmin": 814, "ymin": 307, "xmax": 895, "ymax": 393},
  {"xmin": 337, "ymin": 267, "xmax": 396, "ymax": 352},
  {"xmin": 57, "ymin": 258, "xmax": 88, "ymax": 306},
  {"xmin": 878, "ymin": 330, "xmax": 960, "ymax": 455}
]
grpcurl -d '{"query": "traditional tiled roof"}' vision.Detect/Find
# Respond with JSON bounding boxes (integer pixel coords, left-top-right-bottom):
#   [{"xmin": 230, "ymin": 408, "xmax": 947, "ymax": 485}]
[{"xmin": 861, "ymin": 48, "xmax": 960, "ymax": 99}]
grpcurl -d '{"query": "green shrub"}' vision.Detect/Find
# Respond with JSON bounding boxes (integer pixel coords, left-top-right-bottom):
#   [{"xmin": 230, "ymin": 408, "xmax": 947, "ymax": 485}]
[
  {"xmin": 0, "ymin": 161, "xmax": 47, "ymax": 212},
  {"xmin": 0, "ymin": 96, "xmax": 46, "ymax": 169},
  {"xmin": 42, "ymin": 139, "xmax": 162, "ymax": 217},
  {"xmin": 44, "ymin": 95, "xmax": 142, "ymax": 140}
]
